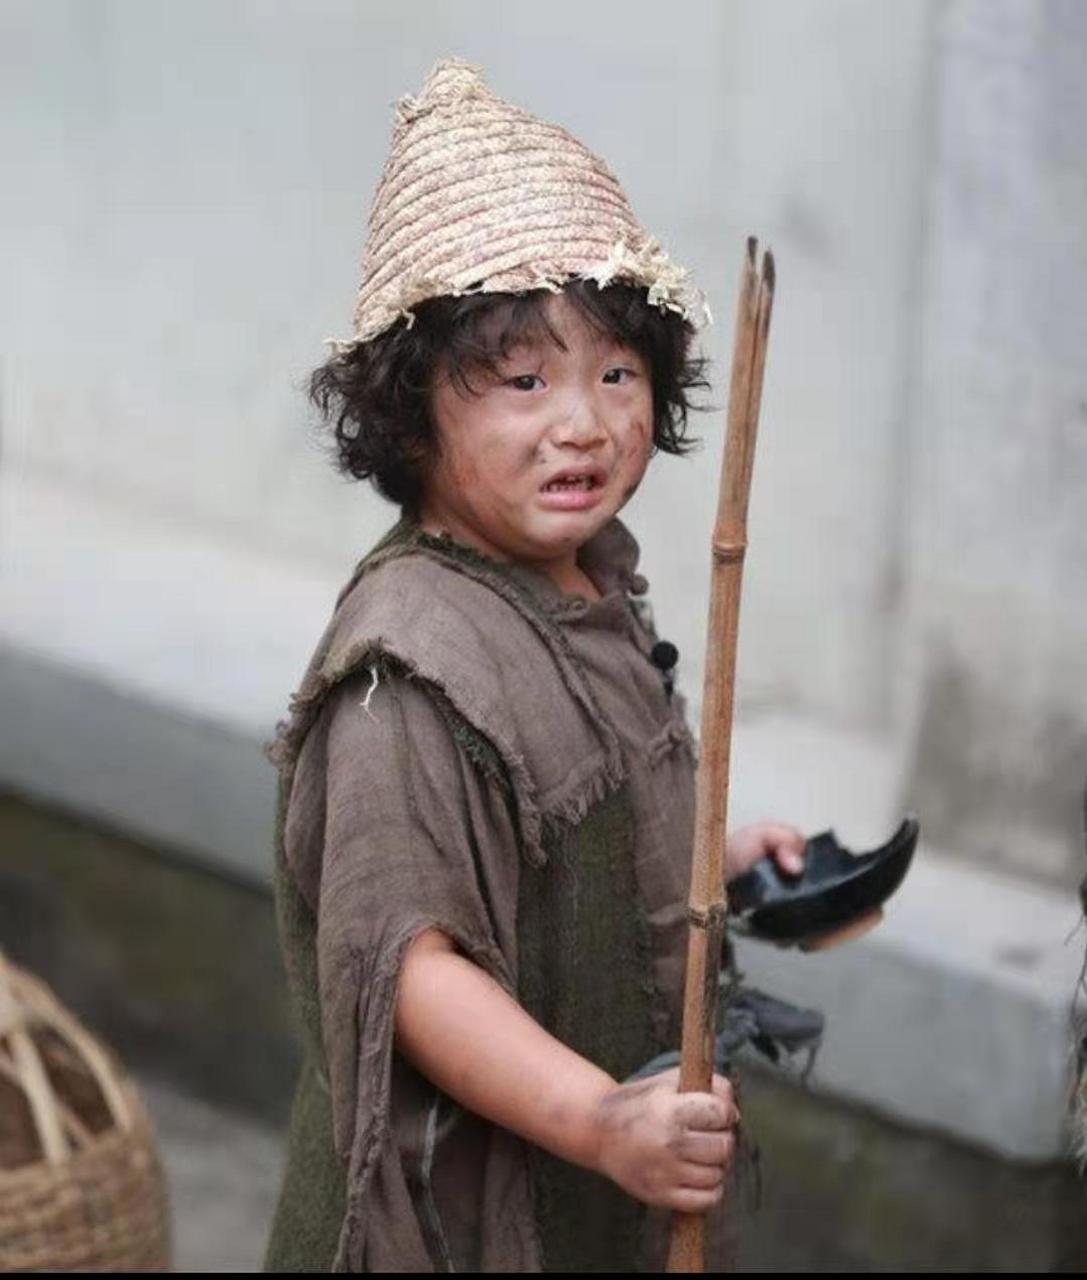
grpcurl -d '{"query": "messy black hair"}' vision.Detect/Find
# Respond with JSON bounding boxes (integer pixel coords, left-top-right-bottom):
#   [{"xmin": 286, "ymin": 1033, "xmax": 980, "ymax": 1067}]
[{"xmin": 309, "ymin": 278, "xmax": 711, "ymax": 509}]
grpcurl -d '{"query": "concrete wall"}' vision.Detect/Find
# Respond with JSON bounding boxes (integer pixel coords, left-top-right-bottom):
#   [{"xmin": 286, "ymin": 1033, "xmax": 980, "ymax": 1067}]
[
  {"xmin": 3, "ymin": 0, "xmax": 1086, "ymax": 1159},
  {"xmin": 901, "ymin": 0, "xmax": 1087, "ymax": 884},
  {"xmin": 6, "ymin": 0, "xmax": 1085, "ymax": 877},
  {"xmin": 3, "ymin": 0, "xmax": 932, "ymax": 732}
]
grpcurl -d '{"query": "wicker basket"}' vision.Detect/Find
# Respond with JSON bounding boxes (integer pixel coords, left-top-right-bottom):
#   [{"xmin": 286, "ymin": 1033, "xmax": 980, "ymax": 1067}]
[{"xmin": 0, "ymin": 952, "xmax": 171, "ymax": 1271}]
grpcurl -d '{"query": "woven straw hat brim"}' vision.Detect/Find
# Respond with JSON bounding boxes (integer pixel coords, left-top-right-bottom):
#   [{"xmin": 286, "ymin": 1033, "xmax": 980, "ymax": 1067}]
[{"xmin": 334, "ymin": 59, "xmax": 709, "ymax": 351}]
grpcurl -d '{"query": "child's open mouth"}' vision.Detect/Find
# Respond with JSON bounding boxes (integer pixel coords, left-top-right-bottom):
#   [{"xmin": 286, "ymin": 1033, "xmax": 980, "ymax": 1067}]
[
  {"xmin": 538, "ymin": 468, "xmax": 606, "ymax": 510},
  {"xmin": 542, "ymin": 476, "xmax": 598, "ymax": 492}
]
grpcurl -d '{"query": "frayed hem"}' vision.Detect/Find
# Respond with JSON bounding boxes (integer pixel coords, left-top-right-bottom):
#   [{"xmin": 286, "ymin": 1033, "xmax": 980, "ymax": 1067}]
[{"xmin": 331, "ymin": 922, "xmax": 513, "ymax": 1272}]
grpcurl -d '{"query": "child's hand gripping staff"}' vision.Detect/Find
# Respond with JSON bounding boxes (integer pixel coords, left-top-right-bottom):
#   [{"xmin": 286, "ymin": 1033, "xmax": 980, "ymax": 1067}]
[
  {"xmin": 396, "ymin": 930, "xmax": 740, "ymax": 1212},
  {"xmin": 668, "ymin": 239, "xmax": 775, "ymax": 1273}
]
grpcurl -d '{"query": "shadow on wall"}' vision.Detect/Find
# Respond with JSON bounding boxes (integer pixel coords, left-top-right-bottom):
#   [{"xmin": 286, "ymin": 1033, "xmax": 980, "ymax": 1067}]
[{"xmin": 908, "ymin": 652, "xmax": 1087, "ymax": 887}]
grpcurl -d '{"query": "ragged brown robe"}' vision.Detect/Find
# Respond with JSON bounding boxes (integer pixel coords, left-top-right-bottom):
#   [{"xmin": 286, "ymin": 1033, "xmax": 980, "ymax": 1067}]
[{"xmin": 264, "ymin": 518, "xmax": 730, "ymax": 1272}]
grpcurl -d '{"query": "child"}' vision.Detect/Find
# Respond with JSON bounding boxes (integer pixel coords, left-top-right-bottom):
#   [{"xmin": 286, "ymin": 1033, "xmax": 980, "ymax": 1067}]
[{"xmin": 265, "ymin": 59, "xmax": 805, "ymax": 1273}]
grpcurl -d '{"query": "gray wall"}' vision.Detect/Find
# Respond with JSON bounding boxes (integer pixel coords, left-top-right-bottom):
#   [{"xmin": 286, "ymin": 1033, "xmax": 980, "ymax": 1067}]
[
  {"xmin": 903, "ymin": 0, "xmax": 1087, "ymax": 881},
  {"xmin": 3, "ymin": 0, "xmax": 1085, "ymax": 887}
]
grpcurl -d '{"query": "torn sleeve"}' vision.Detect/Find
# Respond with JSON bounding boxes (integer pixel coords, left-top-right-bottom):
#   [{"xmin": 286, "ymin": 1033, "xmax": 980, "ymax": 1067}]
[{"xmin": 311, "ymin": 668, "xmax": 520, "ymax": 1270}]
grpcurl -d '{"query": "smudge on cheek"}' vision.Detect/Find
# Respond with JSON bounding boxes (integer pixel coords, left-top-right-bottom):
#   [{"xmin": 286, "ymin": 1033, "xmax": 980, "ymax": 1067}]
[
  {"xmin": 617, "ymin": 422, "xmax": 653, "ymax": 502},
  {"xmin": 620, "ymin": 420, "xmax": 652, "ymax": 465}
]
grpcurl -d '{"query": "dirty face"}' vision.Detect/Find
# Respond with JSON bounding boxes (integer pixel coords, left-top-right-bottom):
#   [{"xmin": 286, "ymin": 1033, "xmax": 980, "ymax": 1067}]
[{"xmin": 420, "ymin": 293, "xmax": 654, "ymax": 586}]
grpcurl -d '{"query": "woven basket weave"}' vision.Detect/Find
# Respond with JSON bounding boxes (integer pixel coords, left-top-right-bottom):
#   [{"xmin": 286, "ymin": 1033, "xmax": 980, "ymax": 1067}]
[{"xmin": 0, "ymin": 953, "xmax": 171, "ymax": 1272}]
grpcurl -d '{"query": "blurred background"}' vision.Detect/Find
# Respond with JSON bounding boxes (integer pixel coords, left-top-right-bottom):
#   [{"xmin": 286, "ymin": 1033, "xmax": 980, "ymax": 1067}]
[{"xmin": 1, "ymin": 0, "xmax": 1085, "ymax": 1269}]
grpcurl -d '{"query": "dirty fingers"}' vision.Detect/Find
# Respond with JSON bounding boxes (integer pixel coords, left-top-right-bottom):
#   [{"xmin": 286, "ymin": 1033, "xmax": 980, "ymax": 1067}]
[{"xmin": 591, "ymin": 1068, "xmax": 739, "ymax": 1211}]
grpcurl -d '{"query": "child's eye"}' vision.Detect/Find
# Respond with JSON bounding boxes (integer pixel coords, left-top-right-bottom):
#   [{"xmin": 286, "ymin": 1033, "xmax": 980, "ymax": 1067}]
[
  {"xmin": 505, "ymin": 373, "xmax": 544, "ymax": 392},
  {"xmin": 603, "ymin": 367, "xmax": 638, "ymax": 385}
]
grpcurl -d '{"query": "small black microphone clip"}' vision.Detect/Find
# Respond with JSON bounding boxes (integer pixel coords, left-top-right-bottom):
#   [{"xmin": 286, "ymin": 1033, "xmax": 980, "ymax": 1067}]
[{"xmin": 649, "ymin": 640, "xmax": 679, "ymax": 699}]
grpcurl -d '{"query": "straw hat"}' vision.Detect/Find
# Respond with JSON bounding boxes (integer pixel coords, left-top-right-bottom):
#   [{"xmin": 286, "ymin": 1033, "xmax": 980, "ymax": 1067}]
[{"xmin": 331, "ymin": 58, "xmax": 710, "ymax": 352}]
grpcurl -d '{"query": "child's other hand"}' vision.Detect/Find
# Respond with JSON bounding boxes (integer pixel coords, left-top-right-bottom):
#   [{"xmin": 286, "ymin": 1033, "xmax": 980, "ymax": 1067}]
[
  {"xmin": 590, "ymin": 1068, "xmax": 738, "ymax": 1212},
  {"xmin": 725, "ymin": 821, "xmax": 806, "ymax": 883}
]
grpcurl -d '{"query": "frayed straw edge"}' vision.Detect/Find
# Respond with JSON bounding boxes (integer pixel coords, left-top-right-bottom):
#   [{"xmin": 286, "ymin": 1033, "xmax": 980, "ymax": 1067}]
[
  {"xmin": 324, "ymin": 236, "xmax": 711, "ymax": 358},
  {"xmin": 393, "ymin": 58, "xmax": 489, "ymax": 127}
]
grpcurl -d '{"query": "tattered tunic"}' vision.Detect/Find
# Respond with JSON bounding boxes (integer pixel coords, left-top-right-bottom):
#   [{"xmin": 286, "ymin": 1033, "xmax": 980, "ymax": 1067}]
[{"xmin": 265, "ymin": 519, "xmax": 726, "ymax": 1272}]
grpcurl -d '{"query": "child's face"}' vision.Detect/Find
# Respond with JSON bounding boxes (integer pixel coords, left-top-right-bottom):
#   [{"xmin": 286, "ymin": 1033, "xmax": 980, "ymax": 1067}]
[{"xmin": 421, "ymin": 294, "xmax": 654, "ymax": 578}]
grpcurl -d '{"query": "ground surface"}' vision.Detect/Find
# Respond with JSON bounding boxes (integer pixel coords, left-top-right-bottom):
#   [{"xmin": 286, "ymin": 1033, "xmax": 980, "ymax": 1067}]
[
  {"xmin": 138, "ymin": 1076, "xmax": 284, "ymax": 1273},
  {"xmin": 3, "ymin": 792, "xmax": 1085, "ymax": 1271},
  {"xmin": 136, "ymin": 1063, "xmax": 1087, "ymax": 1273}
]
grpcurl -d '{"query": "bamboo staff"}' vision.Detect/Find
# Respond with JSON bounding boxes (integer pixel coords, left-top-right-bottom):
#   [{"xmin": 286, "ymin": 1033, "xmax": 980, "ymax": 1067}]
[{"xmin": 667, "ymin": 238, "xmax": 775, "ymax": 1273}]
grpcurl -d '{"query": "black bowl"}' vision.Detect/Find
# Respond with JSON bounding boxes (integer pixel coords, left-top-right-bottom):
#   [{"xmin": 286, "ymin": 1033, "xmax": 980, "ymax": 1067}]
[{"xmin": 728, "ymin": 817, "xmax": 919, "ymax": 947}]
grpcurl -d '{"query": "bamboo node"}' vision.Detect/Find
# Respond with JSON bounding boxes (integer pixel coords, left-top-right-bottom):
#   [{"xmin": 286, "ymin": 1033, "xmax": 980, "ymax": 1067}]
[
  {"xmin": 686, "ymin": 903, "xmax": 728, "ymax": 930},
  {"xmin": 711, "ymin": 541, "xmax": 746, "ymax": 564}
]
